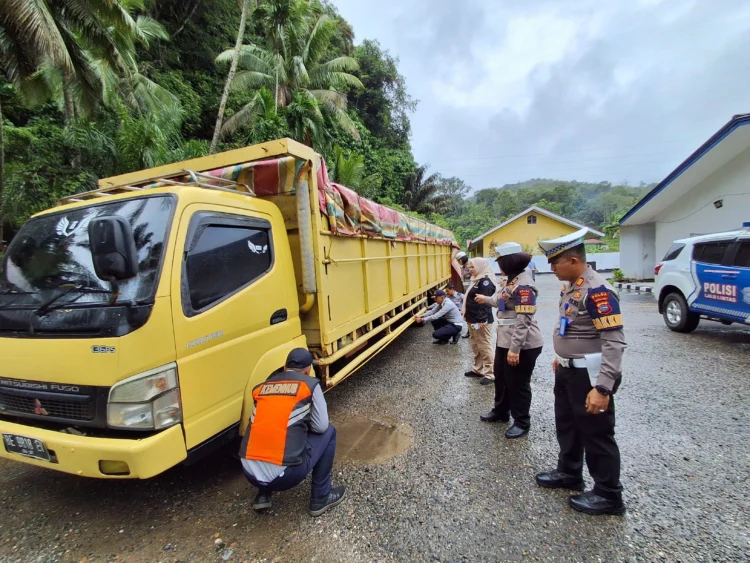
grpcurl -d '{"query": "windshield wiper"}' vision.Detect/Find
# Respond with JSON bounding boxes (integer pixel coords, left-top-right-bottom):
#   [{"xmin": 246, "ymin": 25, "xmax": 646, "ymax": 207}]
[
  {"xmin": 0, "ymin": 290, "xmax": 38, "ymax": 312},
  {"xmin": 33, "ymin": 286, "xmax": 115, "ymax": 318}
]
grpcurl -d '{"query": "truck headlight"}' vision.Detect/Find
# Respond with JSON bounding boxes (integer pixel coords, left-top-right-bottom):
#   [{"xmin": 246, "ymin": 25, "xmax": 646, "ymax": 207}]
[{"xmin": 108, "ymin": 363, "xmax": 182, "ymax": 430}]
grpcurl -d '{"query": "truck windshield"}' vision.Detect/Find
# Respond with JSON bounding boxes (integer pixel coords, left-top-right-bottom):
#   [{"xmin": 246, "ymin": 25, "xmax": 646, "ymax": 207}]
[{"xmin": 0, "ymin": 196, "xmax": 174, "ymax": 311}]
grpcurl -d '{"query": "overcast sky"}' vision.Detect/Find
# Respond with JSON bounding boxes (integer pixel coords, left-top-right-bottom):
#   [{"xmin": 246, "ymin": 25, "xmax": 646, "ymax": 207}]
[{"xmin": 333, "ymin": 0, "xmax": 750, "ymax": 191}]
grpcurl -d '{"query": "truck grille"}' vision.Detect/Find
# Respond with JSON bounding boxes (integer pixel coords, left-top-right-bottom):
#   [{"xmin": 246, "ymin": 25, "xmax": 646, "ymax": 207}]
[{"xmin": 0, "ymin": 390, "xmax": 95, "ymax": 421}]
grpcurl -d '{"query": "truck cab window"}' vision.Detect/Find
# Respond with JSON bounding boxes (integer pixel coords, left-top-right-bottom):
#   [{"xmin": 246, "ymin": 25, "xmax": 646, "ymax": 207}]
[{"xmin": 185, "ymin": 223, "xmax": 273, "ymax": 313}]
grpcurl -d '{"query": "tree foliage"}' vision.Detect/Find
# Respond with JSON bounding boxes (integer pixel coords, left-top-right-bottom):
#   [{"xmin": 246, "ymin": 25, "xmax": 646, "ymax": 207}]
[{"xmin": 0, "ymin": 0, "xmax": 653, "ymax": 258}]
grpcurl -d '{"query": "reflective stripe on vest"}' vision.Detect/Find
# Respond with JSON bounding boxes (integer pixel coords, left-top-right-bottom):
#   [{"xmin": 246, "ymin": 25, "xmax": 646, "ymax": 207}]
[{"xmin": 241, "ymin": 372, "xmax": 317, "ymax": 466}]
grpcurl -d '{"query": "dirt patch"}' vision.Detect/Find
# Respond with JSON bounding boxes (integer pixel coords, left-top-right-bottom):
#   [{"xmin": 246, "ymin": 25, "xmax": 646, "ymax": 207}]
[{"xmin": 334, "ymin": 415, "xmax": 413, "ymax": 465}]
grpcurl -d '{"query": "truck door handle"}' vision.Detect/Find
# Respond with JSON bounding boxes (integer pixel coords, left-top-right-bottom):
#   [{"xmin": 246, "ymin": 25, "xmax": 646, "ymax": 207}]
[
  {"xmin": 721, "ymin": 274, "xmax": 737, "ymax": 280},
  {"xmin": 270, "ymin": 309, "xmax": 288, "ymax": 325}
]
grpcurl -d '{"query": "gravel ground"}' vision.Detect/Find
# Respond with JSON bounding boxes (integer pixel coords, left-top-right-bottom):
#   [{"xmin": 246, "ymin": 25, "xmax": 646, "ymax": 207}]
[{"xmin": 1, "ymin": 275, "xmax": 748, "ymax": 563}]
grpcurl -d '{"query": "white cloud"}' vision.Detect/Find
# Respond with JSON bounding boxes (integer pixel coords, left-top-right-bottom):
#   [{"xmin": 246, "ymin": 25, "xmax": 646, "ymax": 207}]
[{"xmin": 333, "ymin": 0, "xmax": 750, "ymax": 188}]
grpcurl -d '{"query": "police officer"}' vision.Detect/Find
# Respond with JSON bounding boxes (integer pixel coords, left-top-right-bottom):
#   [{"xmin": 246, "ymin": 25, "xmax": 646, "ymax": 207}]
[
  {"xmin": 415, "ymin": 289, "xmax": 463, "ymax": 344},
  {"xmin": 535, "ymin": 228, "xmax": 627, "ymax": 516},
  {"xmin": 455, "ymin": 251, "xmax": 472, "ymax": 284},
  {"xmin": 475, "ymin": 243, "xmax": 544, "ymax": 438},
  {"xmin": 239, "ymin": 348, "xmax": 346, "ymax": 516}
]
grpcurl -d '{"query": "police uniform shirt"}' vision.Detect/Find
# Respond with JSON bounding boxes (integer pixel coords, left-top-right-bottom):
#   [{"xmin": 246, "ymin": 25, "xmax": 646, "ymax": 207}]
[
  {"xmin": 487, "ymin": 269, "xmax": 544, "ymax": 353},
  {"xmin": 554, "ymin": 266, "xmax": 627, "ymax": 391}
]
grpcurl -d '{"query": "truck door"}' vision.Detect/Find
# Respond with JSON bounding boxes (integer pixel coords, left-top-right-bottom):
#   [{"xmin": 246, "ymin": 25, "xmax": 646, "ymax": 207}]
[
  {"xmin": 726, "ymin": 237, "xmax": 750, "ymax": 323},
  {"xmin": 171, "ymin": 206, "xmax": 294, "ymax": 450},
  {"xmin": 690, "ymin": 239, "xmax": 741, "ymax": 320}
]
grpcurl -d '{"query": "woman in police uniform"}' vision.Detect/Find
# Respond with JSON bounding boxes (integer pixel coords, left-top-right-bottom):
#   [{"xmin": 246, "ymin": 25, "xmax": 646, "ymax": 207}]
[{"xmin": 475, "ymin": 243, "xmax": 543, "ymax": 438}]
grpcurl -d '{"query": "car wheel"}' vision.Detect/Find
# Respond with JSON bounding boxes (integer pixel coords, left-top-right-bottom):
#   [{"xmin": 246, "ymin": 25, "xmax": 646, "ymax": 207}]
[{"xmin": 663, "ymin": 292, "xmax": 700, "ymax": 333}]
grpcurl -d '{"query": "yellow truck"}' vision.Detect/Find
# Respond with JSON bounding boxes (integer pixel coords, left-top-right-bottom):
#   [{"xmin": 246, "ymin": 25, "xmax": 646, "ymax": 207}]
[{"xmin": 0, "ymin": 138, "xmax": 460, "ymax": 478}]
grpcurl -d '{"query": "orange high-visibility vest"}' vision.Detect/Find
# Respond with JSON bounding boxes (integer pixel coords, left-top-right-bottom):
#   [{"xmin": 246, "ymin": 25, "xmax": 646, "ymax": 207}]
[{"xmin": 240, "ymin": 371, "xmax": 319, "ymax": 466}]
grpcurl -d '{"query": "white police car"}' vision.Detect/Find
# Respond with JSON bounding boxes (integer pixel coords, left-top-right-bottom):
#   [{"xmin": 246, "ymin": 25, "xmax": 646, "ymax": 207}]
[{"xmin": 655, "ymin": 222, "xmax": 750, "ymax": 332}]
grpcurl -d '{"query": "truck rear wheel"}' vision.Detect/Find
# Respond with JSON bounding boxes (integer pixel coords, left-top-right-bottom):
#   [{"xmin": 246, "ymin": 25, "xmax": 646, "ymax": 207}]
[{"xmin": 663, "ymin": 292, "xmax": 700, "ymax": 333}]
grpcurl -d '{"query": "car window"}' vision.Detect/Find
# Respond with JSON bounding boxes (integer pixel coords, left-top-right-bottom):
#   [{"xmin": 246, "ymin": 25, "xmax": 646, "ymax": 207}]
[
  {"xmin": 692, "ymin": 241, "xmax": 731, "ymax": 265},
  {"xmin": 732, "ymin": 242, "xmax": 750, "ymax": 268},
  {"xmin": 185, "ymin": 223, "xmax": 273, "ymax": 312},
  {"xmin": 662, "ymin": 243, "xmax": 685, "ymax": 261}
]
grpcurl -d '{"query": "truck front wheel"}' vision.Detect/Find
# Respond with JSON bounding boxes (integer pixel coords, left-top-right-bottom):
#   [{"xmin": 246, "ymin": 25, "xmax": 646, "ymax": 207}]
[{"xmin": 663, "ymin": 292, "xmax": 700, "ymax": 333}]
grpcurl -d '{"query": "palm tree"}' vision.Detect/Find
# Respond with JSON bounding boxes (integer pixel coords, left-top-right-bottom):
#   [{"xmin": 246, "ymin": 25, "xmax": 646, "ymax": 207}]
[
  {"xmin": 0, "ymin": 0, "xmax": 131, "ymax": 119},
  {"xmin": 329, "ymin": 146, "xmax": 381, "ymax": 198},
  {"xmin": 210, "ymin": 0, "xmax": 253, "ymax": 154},
  {"xmin": 216, "ymin": 4, "xmax": 363, "ymax": 144},
  {"xmin": 402, "ymin": 165, "xmax": 452, "ymax": 215},
  {"xmin": 221, "ymin": 87, "xmax": 289, "ymax": 143},
  {"xmin": 0, "ymin": 0, "xmax": 174, "ymax": 121}
]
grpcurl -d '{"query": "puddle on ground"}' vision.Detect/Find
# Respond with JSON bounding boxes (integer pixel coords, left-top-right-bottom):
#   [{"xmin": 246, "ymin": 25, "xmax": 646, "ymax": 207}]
[{"xmin": 335, "ymin": 415, "xmax": 414, "ymax": 465}]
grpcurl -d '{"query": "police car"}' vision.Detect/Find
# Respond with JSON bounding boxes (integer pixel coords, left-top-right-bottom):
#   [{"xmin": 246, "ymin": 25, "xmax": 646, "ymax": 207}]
[{"xmin": 655, "ymin": 222, "xmax": 750, "ymax": 332}]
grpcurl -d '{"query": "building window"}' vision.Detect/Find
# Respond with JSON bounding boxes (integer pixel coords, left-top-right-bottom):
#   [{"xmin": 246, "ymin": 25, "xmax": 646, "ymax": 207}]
[{"xmin": 527, "ymin": 215, "xmax": 537, "ymax": 225}]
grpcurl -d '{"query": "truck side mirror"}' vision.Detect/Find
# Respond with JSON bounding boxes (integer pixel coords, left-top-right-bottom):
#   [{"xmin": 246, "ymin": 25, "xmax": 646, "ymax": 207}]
[{"xmin": 88, "ymin": 216, "xmax": 139, "ymax": 281}]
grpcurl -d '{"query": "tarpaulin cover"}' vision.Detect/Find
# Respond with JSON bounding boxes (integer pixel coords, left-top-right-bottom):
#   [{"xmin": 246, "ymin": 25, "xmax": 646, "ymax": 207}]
[
  {"xmin": 315, "ymin": 157, "xmax": 458, "ymax": 247},
  {"xmin": 148, "ymin": 154, "xmax": 458, "ymax": 248}
]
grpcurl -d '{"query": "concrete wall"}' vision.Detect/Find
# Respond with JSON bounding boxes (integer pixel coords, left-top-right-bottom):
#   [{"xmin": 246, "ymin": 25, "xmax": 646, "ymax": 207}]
[{"xmin": 654, "ymin": 147, "xmax": 750, "ymax": 257}]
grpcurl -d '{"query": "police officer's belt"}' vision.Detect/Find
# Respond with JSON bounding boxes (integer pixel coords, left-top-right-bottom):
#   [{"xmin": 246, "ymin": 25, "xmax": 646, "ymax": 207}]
[
  {"xmin": 496, "ymin": 318, "xmax": 517, "ymax": 326},
  {"xmin": 556, "ymin": 354, "xmax": 587, "ymax": 368}
]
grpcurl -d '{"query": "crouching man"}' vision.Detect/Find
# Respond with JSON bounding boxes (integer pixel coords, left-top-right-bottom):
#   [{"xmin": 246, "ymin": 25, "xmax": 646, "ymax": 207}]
[
  {"xmin": 239, "ymin": 348, "xmax": 346, "ymax": 517},
  {"xmin": 415, "ymin": 289, "xmax": 463, "ymax": 344}
]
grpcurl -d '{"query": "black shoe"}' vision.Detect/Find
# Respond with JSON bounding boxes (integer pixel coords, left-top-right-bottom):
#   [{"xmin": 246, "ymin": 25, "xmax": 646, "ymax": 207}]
[
  {"xmin": 464, "ymin": 371, "xmax": 482, "ymax": 378},
  {"xmin": 309, "ymin": 485, "xmax": 346, "ymax": 517},
  {"xmin": 479, "ymin": 377, "xmax": 494, "ymax": 385},
  {"xmin": 535, "ymin": 471, "xmax": 585, "ymax": 491},
  {"xmin": 505, "ymin": 425, "xmax": 529, "ymax": 439},
  {"xmin": 432, "ymin": 340, "xmax": 449, "ymax": 345},
  {"xmin": 461, "ymin": 333, "xmax": 470, "ymax": 339},
  {"xmin": 451, "ymin": 334, "xmax": 460, "ymax": 344},
  {"xmin": 480, "ymin": 411, "xmax": 510, "ymax": 423},
  {"xmin": 569, "ymin": 491, "xmax": 626, "ymax": 515},
  {"xmin": 252, "ymin": 490, "xmax": 272, "ymax": 511}
]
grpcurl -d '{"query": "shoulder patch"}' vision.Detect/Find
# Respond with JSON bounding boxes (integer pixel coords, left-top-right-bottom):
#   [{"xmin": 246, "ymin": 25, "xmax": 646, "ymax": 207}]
[
  {"xmin": 514, "ymin": 286, "xmax": 537, "ymax": 314},
  {"xmin": 585, "ymin": 286, "xmax": 622, "ymax": 331}
]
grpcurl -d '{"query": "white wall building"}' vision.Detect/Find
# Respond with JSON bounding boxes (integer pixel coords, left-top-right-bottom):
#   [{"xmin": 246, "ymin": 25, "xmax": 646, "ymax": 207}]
[{"xmin": 620, "ymin": 114, "xmax": 750, "ymax": 281}]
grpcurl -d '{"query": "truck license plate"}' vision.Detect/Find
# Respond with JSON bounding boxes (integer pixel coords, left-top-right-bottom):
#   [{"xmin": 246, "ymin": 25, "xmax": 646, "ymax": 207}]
[{"xmin": 3, "ymin": 433, "xmax": 50, "ymax": 461}]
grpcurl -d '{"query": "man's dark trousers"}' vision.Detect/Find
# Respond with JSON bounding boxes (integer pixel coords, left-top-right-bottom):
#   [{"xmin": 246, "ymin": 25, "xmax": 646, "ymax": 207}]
[
  {"xmin": 554, "ymin": 366, "xmax": 623, "ymax": 500},
  {"xmin": 431, "ymin": 318, "xmax": 461, "ymax": 342},
  {"xmin": 243, "ymin": 425, "xmax": 336, "ymax": 499}
]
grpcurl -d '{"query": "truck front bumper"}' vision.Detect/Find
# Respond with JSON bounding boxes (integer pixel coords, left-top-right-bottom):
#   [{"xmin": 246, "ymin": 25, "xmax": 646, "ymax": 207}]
[{"xmin": 0, "ymin": 420, "xmax": 187, "ymax": 479}]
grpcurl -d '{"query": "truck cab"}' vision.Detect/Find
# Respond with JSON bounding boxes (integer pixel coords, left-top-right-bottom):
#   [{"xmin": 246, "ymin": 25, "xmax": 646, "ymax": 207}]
[
  {"xmin": 655, "ymin": 222, "xmax": 750, "ymax": 332},
  {"xmin": 0, "ymin": 172, "xmax": 303, "ymax": 478}
]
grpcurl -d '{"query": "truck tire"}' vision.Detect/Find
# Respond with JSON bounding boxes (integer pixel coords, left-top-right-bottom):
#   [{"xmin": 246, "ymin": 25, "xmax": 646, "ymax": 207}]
[{"xmin": 663, "ymin": 292, "xmax": 700, "ymax": 333}]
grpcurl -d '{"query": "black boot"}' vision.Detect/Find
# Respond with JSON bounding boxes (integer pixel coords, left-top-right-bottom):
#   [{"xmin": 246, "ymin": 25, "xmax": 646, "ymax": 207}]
[
  {"xmin": 505, "ymin": 425, "xmax": 529, "ymax": 439},
  {"xmin": 569, "ymin": 491, "xmax": 625, "ymax": 515},
  {"xmin": 480, "ymin": 411, "xmax": 509, "ymax": 423},
  {"xmin": 309, "ymin": 485, "xmax": 347, "ymax": 517},
  {"xmin": 252, "ymin": 489, "xmax": 272, "ymax": 511},
  {"xmin": 535, "ymin": 471, "xmax": 585, "ymax": 491}
]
